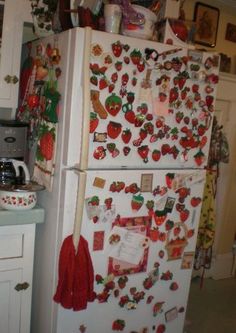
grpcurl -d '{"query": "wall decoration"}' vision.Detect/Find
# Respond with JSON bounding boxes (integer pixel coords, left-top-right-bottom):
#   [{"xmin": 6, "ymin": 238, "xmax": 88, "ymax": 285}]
[
  {"xmin": 193, "ymin": 2, "xmax": 220, "ymax": 47},
  {"xmin": 225, "ymin": 23, "xmax": 236, "ymax": 43}
]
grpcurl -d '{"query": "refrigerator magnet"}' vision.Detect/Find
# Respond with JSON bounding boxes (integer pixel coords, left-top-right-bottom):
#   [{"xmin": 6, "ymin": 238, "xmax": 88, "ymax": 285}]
[
  {"xmin": 165, "ymin": 307, "xmax": 178, "ymax": 322},
  {"xmin": 141, "ymin": 174, "xmax": 153, "ymax": 192},
  {"xmin": 188, "ymin": 49, "xmax": 203, "ymax": 63},
  {"xmin": 99, "ymin": 205, "xmax": 116, "ymax": 224},
  {"xmin": 79, "ymin": 324, "xmax": 87, "ymax": 333},
  {"xmin": 164, "ymin": 197, "xmax": 176, "ymax": 213},
  {"xmin": 93, "ymin": 231, "xmax": 105, "ymax": 251},
  {"xmin": 153, "ymin": 302, "xmax": 165, "ymax": 316},
  {"xmin": 93, "ymin": 177, "xmax": 106, "ymax": 189},
  {"xmin": 93, "ymin": 132, "xmax": 107, "ymax": 142},
  {"xmin": 91, "ymin": 43, "xmax": 103, "ymax": 57},
  {"xmin": 181, "ymin": 251, "xmax": 195, "ymax": 269},
  {"xmin": 102, "ymin": 53, "xmax": 113, "ymax": 67}
]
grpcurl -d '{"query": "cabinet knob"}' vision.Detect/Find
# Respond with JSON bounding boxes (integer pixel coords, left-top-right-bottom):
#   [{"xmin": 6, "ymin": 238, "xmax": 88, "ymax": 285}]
[
  {"xmin": 4, "ymin": 75, "xmax": 19, "ymax": 84},
  {"xmin": 15, "ymin": 282, "xmax": 30, "ymax": 291}
]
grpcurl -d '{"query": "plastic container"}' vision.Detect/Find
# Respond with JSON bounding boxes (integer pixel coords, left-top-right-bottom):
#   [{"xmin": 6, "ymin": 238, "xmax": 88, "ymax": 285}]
[{"xmin": 122, "ymin": 5, "xmax": 157, "ymax": 40}]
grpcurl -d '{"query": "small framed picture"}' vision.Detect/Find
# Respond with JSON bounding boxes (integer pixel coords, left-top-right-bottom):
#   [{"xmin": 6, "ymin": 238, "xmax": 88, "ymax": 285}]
[
  {"xmin": 194, "ymin": 2, "xmax": 220, "ymax": 47},
  {"xmin": 181, "ymin": 251, "xmax": 195, "ymax": 269},
  {"xmin": 225, "ymin": 23, "xmax": 236, "ymax": 43},
  {"xmin": 165, "ymin": 307, "xmax": 178, "ymax": 322}
]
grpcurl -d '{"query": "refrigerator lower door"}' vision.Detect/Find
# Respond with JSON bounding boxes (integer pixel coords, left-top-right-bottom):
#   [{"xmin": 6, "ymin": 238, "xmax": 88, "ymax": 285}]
[{"xmin": 56, "ymin": 168, "xmax": 205, "ymax": 333}]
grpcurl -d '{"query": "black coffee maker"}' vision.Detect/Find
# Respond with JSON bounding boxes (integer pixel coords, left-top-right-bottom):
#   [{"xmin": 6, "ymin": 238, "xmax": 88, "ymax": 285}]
[{"xmin": 0, "ymin": 120, "xmax": 29, "ymax": 185}]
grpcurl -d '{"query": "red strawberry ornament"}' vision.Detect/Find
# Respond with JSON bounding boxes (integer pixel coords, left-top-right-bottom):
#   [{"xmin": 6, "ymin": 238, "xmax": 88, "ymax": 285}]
[
  {"xmin": 131, "ymin": 194, "xmax": 144, "ymax": 211},
  {"xmin": 137, "ymin": 145, "xmax": 149, "ymax": 162},
  {"xmin": 121, "ymin": 129, "xmax": 132, "ymax": 144},
  {"xmin": 190, "ymin": 197, "xmax": 201, "ymax": 207},
  {"xmin": 152, "ymin": 149, "xmax": 161, "ymax": 162},
  {"xmin": 112, "ymin": 41, "xmax": 123, "ymax": 57},
  {"xmin": 89, "ymin": 112, "xmax": 99, "ymax": 133},
  {"xmin": 107, "ymin": 121, "xmax": 122, "ymax": 139}
]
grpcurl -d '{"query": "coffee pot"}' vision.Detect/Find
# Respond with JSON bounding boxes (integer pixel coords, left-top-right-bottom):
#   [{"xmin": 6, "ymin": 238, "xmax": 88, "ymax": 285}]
[{"xmin": 0, "ymin": 158, "xmax": 30, "ymax": 185}]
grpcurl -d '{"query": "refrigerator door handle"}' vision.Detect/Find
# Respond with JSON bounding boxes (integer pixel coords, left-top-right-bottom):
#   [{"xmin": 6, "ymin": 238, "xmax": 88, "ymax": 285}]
[
  {"xmin": 72, "ymin": 171, "xmax": 87, "ymax": 252},
  {"xmin": 64, "ymin": 164, "xmax": 80, "ymax": 174}
]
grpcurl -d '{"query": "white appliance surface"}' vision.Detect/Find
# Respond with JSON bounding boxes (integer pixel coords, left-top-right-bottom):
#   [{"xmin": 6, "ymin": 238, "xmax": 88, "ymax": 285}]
[
  {"xmin": 63, "ymin": 28, "xmax": 219, "ymax": 170},
  {"xmin": 56, "ymin": 168, "xmax": 205, "ymax": 333}
]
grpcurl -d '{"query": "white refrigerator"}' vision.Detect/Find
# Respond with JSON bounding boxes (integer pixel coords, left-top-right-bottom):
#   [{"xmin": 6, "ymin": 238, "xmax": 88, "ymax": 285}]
[{"xmin": 31, "ymin": 27, "xmax": 219, "ymax": 333}]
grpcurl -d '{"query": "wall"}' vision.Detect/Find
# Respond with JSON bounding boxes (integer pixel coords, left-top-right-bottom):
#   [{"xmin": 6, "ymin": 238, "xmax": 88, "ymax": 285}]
[{"xmin": 183, "ymin": 0, "xmax": 236, "ymax": 73}]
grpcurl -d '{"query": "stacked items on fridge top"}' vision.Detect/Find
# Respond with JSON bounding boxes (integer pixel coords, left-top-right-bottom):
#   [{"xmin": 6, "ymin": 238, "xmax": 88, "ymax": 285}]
[{"xmin": 88, "ymin": 33, "xmax": 219, "ymax": 169}]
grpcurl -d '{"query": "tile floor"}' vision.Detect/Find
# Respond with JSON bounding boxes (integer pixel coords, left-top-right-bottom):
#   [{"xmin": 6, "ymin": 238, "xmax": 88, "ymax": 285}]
[{"xmin": 185, "ymin": 276, "xmax": 236, "ymax": 333}]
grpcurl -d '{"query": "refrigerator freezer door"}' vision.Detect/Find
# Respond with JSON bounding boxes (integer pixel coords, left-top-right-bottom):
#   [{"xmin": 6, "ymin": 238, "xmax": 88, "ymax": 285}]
[
  {"xmin": 69, "ymin": 28, "xmax": 219, "ymax": 170},
  {"xmin": 56, "ymin": 168, "xmax": 206, "ymax": 333}
]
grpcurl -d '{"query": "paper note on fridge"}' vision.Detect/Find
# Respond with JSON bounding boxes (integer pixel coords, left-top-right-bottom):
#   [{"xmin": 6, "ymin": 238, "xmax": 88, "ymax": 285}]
[{"xmin": 105, "ymin": 226, "xmax": 149, "ymax": 265}]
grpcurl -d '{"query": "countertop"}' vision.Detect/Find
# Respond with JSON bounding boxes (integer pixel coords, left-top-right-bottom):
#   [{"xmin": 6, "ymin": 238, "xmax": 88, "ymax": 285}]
[{"xmin": 0, "ymin": 206, "xmax": 45, "ymax": 226}]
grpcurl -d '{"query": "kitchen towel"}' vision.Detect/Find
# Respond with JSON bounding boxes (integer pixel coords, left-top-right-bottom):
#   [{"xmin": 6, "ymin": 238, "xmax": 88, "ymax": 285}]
[
  {"xmin": 53, "ymin": 234, "xmax": 96, "ymax": 311},
  {"xmin": 32, "ymin": 119, "xmax": 57, "ymax": 191}
]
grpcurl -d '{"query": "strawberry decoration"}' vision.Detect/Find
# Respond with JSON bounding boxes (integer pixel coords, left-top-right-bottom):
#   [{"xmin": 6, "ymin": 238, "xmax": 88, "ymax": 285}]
[
  {"xmin": 187, "ymin": 229, "xmax": 194, "ymax": 238},
  {"xmin": 137, "ymin": 145, "xmax": 149, "ymax": 162},
  {"xmin": 175, "ymin": 111, "xmax": 184, "ymax": 123},
  {"xmin": 38, "ymin": 126, "xmax": 55, "ymax": 161},
  {"xmin": 139, "ymin": 128, "xmax": 148, "ymax": 140},
  {"xmin": 88, "ymin": 196, "xmax": 100, "ymax": 206},
  {"xmin": 105, "ymin": 94, "xmax": 122, "ymax": 116},
  {"xmin": 109, "ymin": 181, "xmax": 125, "ymax": 192},
  {"xmin": 169, "ymin": 87, "xmax": 179, "ymax": 104},
  {"xmin": 160, "ymin": 270, "xmax": 173, "ymax": 281},
  {"xmin": 153, "ymin": 302, "xmax": 165, "ymax": 316},
  {"xmin": 170, "ymin": 282, "xmax": 179, "ymax": 291},
  {"xmin": 117, "ymin": 276, "xmax": 128, "ymax": 289},
  {"xmin": 190, "ymin": 197, "xmax": 201, "ymax": 207},
  {"xmin": 90, "ymin": 75, "xmax": 98, "ymax": 86},
  {"xmin": 99, "ymin": 77, "xmax": 108, "ymax": 90},
  {"xmin": 194, "ymin": 150, "xmax": 205, "ymax": 166},
  {"xmin": 165, "ymin": 173, "xmax": 175, "ymax": 189},
  {"xmin": 115, "ymin": 61, "xmax": 122, "ymax": 71},
  {"xmin": 130, "ymin": 49, "xmax": 142, "ymax": 65},
  {"xmin": 125, "ymin": 183, "xmax": 140, "ymax": 194},
  {"xmin": 121, "ymin": 128, "xmax": 132, "ymax": 144},
  {"xmin": 149, "ymin": 228, "xmax": 159, "ymax": 242},
  {"xmin": 89, "ymin": 112, "xmax": 99, "ymax": 133},
  {"xmin": 146, "ymin": 295, "xmax": 154, "ymax": 304},
  {"xmin": 107, "ymin": 121, "xmax": 122, "ymax": 139},
  {"xmin": 123, "ymin": 146, "xmax": 131, "ymax": 156},
  {"xmin": 93, "ymin": 146, "xmax": 106, "ymax": 160},
  {"xmin": 154, "ymin": 209, "xmax": 167, "ymax": 226},
  {"xmin": 111, "ymin": 72, "xmax": 118, "ymax": 83},
  {"xmin": 152, "ymin": 149, "xmax": 161, "ymax": 162},
  {"xmin": 112, "ymin": 319, "xmax": 125, "ymax": 331},
  {"xmin": 104, "ymin": 197, "xmax": 113, "ymax": 209},
  {"xmin": 156, "ymin": 324, "xmax": 166, "ymax": 333},
  {"xmin": 124, "ymin": 110, "xmax": 135, "ymax": 124},
  {"xmin": 180, "ymin": 209, "xmax": 190, "ymax": 222},
  {"xmin": 131, "ymin": 194, "xmax": 144, "ymax": 211},
  {"xmin": 111, "ymin": 41, "xmax": 123, "ymax": 57},
  {"xmin": 123, "ymin": 56, "xmax": 130, "ymax": 64}
]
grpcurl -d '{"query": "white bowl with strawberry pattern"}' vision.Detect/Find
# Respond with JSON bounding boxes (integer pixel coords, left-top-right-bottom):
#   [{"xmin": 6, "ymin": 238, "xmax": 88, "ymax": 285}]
[{"xmin": 0, "ymin": 190, "xmax": 37, "ymax": 210}]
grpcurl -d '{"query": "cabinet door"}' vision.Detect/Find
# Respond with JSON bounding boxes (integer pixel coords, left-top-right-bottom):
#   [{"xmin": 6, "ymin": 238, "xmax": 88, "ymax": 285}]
[
  {"xmin": 0, "ymin": 269, "xmax": 22, "ymax": 333},
  {"xmin": 0, "ymin": 0, "xmax": 32, "ymax": 110}
]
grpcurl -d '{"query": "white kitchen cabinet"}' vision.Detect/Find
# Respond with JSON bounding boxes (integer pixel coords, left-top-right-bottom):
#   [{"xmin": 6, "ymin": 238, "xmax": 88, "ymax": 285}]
[
  {"xmin": 0, "ymin": 0, "xmax": 32, "ymax": 117},
  {"xmin": 0, "ymin": 224, "xmax": 36, "ymax": 333}
]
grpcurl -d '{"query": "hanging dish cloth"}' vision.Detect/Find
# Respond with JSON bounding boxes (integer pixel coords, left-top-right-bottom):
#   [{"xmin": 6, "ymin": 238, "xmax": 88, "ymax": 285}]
[
  {"xmin": 194, "ymin": 170, "xmax": 216, "ymax": 270},
  {"xmin": 53, "ymin": 234, "xmax": 96, "ymax": 311},
  {"xmin": 32, "ymin": 119, "xmax": 57, "ymax": 191}
]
